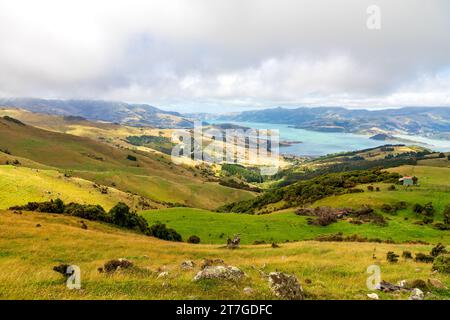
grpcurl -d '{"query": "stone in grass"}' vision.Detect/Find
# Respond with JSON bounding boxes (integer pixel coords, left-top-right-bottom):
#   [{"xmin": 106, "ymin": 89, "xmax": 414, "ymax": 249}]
[
  {"xmin": 427, "ymin": 278, "xmax": 445, "ymax": 289},
  {"xmin": 201, "ymin": 258, "xmax": 225, "ymax": 269},
  {"xmin": 157, "ymin": 271, "xmax": 169, "ymax": 279},
  {"xmin": 243, "ymin": 287, "xmax": 254, "ymax": 295},
  {"xmin": 181, "ymin": 260, "xmax": 196, "ymax": 270},
  {"xmin": 268, "ymin": 272, "xmax": 304, "ymax": 300},
  {"xmin": 193, "ymin": 266, "xmax": 244, "ymax": 282},
  {"xmin": 408, "ymin": 288, "xmax": 424, "ymax": 300},
  {"xmin": 367, "ymin": 293, "xmax": 379, "ymax": 300}
]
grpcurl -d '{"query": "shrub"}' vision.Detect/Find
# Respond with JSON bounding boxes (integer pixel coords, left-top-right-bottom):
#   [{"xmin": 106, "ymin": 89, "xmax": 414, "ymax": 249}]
[
  {"xmin": 443, "ymin": 205, "xmax": 450, "ymax": 224},
  {"xmin": 149, "ymin": 222, "xmax": 182, "ymax": 242},
  {"xmin": 434, "ymin": 223, "xmax": 450, "ymax": 230},
  {"xmin": 187, "ymin": 235, "xmax": 201, "ymax": 244},
  {"xmin": 10, "ymin": 198, "xmax": 65, "ymax": 214},
  {"xmin": 108, "ymin": 202, "xmax": 149, "ymax": 234},
  {"xmin": 127, "ymin": 154, "xmax": 137, "ymax": 161},
  {"xmin": 64, "ymin": 203, "xmax": 108, "ymax": 221},
  {"xmin": 402, "ymin": 251, "xmax": 413, "ymax": 259},
  {"xmin": 414, "ymin": 253, "xmax": 434, "ymax": 263},
  {"xmin": 432, "ymin": 254, "xmax": 450, "ymax": 274},
  {"xmin": 431, "ymin": 243, "xmax": 447, "ymax": 257},
  {"xmin": 413, "ymin": 203, "xmax": 424, "ymax": 214},
  {"xmin": 388, "ymin": 185, "xmax": 396, "ymax": 191},
  {"xmin": 387, "ymin": 251, "xmax": 399, "ymax": 263},
  {"xmin": 367, "ymin": 185, "xmax": 374, "ymax": 192},
  {"xmin": 422, "ymin": 216, "xmax": 434, "ymax": 224},
  {"xmin": 381, "ymin": 204, "xmax": 394, "ymax": 214}
]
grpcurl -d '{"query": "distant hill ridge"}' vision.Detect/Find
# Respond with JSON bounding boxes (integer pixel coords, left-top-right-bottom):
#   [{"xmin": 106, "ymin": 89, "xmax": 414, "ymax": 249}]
[
  {"xmin": 213, "ymin": 106, "xmax": 450, "ymax": 135},
  {"xmin": 0, "ymin": 98, "xmax": 193, "ymax": 128}
]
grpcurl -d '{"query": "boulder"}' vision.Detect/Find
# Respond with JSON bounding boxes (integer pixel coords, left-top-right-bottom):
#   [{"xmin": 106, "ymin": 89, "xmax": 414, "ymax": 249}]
[
  {"xmin": 408, "ymin": 288, "xmax": 424, "ymax": 300},
  {"xmin": 181, "ymin": 260, "xmax": 196, "ymax": 270},
  {"xmin": 367, "ymin": 293, "xmax": 379, "ymax": 300},
  {"xmin": 243, "ymin": 287, "xmax": 254, "ymax": 295},
  {"xmin": 193, "ymin": 266, "xmax": 244, "ymax": 282},
  {"xmin": 268, "ymin": 272, "xmax": 304, "ymax": 300},
  {"xmin": 227, "ymin": 235, "xmax": 241, "ymax": 249},
  {"xmin": 201, "ymin": 258, "xmax": 225, "ymax": 269},
  {"xmin": 376, "ymin": 280, "xmax": 402, "ymax": 292},
  {"xmin": 427, "ymin": 278, "xmax": 445, "ymax": 289}
]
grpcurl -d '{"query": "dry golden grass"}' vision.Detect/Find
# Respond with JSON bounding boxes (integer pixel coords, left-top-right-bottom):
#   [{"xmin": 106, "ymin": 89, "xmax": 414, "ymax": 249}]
[{"xmin": 0, "ymin": 210, "xmax": 448, "ymax": 300}]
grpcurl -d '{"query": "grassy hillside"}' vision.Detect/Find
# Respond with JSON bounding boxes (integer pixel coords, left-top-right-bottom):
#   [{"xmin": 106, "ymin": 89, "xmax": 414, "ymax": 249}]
[
  {"xmin": 0, "ymin": 210, "xmax": 448, "ymax": 300},
  {"xmin": 142, "ymin": 207, "xmax": 449, "ymax": 245},
  {"xmin": 141, "ymin": 165, "xmax": 450, "ymax": 245},
  {"xmin": 0, "ymin": 165, "xmax": 161, "ymax": 211},
  {"xmin": 0, "ymin": 116, "xmax": 254, "ymax": 209}
]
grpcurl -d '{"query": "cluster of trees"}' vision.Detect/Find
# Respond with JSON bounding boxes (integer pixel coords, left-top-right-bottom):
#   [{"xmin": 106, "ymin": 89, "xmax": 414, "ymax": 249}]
[
  {"xmin": 221, "ymin": 163, "xmax": 264, "ymax": 183},
  {"xmin": 126, "ymin": 135, "xmax": 174, "ymax": 155},
  {"xmin": 10, "ymin": 200, "xmax": 182, "ymax": 242},
  {"xmin": 218, "ymin": 169, "xmax": 401, "ymax": 214}
]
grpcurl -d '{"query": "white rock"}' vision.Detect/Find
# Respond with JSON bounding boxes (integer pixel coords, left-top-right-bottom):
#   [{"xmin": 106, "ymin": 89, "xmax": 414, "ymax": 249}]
[
  {"xmin": 243, "ymin": 287, "xmax": 254, "ymax": 295},
  {"xmin": 193, "ymin": 265, "xmax": 244, "ymax": 281},
  {"xmin": 367, "ymin": 293, "xmax": 379, "ymax": 300},
  {"xmin": 157, "ymin": 271, "xmax": 169, "ymax": 279},
  {"xmin": 408, "ymin": 288, "xmax": 424, "ymax": 300}
]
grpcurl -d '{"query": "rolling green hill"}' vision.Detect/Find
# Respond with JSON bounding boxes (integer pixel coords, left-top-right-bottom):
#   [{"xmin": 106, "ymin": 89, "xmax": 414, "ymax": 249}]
[
  {"xmin": 0, "ymin": 165, "xmax": 160, "ymax": 211},
  {"xmin": 0, "ymin": 116, "xmax": 254, "ymax": 209},
  {"xmin": 141, "ymin": 207, "xmax": 449, "ymax": 245}
]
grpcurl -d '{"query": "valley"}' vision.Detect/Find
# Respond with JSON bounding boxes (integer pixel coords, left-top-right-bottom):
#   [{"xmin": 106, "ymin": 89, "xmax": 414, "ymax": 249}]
[{"xmin": 0, "ymin": 107, "xmax": 448, "ymax": 300}]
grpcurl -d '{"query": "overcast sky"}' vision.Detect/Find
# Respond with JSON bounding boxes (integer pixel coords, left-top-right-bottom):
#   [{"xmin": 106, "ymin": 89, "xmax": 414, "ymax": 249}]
[{"xmin": 0, "ymin": 0, "xmax": 449, "ymax": 112}]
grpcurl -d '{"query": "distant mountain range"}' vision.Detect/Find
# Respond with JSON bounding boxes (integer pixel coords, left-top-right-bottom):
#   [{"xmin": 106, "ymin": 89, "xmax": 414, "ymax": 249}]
[
  {"xmin": 0, "ymin": 98, "xmax": 193, "ymax": 128},
  {"xmin": 1, "ymin": 99, "xmax": 449, "ymax": 136},
  {"xmin": 210, "ymin": 106, "xmax": 450, "ymax": 136}
]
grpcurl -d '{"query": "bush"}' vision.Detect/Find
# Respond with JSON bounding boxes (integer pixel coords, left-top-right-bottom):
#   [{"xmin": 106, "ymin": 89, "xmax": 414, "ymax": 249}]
[
  {"xmin": 64, "ymin": 203, "xmax": 108, "ymax": 221},
  {"xmin": 443, "ymin": 205, "xmax": 450, "ymax": 224},
  {"xmin": 422, "ymin": 216, "xmax": 434, "ymax": 224},
  {"xmin": 149, "ymin": 222, "xmax": 182, "ymax": 242},
  {"xmin": 387, "ymin": 251, "xmax": 399, "ymax": 263},
  {"xmin": 10, "ymin": 198, "xmax": 65, "ymax": 214},
  {"xmin": 402, "ymin": 251, "xmax": 413, "ymax": 259},
  {"xmin": 431, "ymin": 243, "xmax": 447, "ymax": 257},
  {"xmin": 388, "ymin": 185, "xmax": 396, "ymax": 191},
  {"xmin": 108, "ymin": 202, "xmax": 149, "ymax": 234},
  {"xmin": 187, "ymin": 235, "xmax": 201, "ymax": 244},
  {"xmin": 432, "ymin": 254, "xmax": 450, "ymax": 274},
  {"xmin": 413, "ymin": 203, "xmax": 424, "ymax": 214},
  {"xmin": 367, "ymin": 185, "xmax": 374, "ymax": 192},
  {"xmin": 414, "ymin": 253, "xmax": 434, "ymax": 263},
  {"xmin": 127, "ymin": 154, "xmax": 137, "ymax": 161}
]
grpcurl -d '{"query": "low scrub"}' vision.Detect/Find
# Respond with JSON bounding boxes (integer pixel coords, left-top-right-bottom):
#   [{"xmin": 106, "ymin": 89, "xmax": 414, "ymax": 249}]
[
  {"xmin": 219, "ymin": 169, "xmax": 401, "ymax": 214},
  {"xmin": 9, "ymin": 200, "xmax": 182, "ymax": 242}
]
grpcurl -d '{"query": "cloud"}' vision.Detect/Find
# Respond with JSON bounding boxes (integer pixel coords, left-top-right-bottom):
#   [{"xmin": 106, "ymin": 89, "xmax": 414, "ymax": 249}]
[{"xmin": 0, "ymin": 0, "xmax": 449, "ymax": 111}]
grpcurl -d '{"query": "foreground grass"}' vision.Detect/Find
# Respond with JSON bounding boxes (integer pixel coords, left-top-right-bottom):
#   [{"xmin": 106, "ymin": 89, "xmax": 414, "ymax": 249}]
[
  {"xmin": 141, "ymin": 207, "xmax": 449, "ymax": 245},
  {"xmin": 0, "ymin": 210, "xmax": 448, "ymax": 300}
]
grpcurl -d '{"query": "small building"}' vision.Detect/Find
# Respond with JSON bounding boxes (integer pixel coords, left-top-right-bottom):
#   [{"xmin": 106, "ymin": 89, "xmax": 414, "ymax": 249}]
[{"xmin": 399, "ymin": 176, "xmax": 414, "ymax": 186}]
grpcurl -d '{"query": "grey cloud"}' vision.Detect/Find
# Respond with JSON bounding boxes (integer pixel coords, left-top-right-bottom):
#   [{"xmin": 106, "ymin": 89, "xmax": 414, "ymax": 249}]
[{"xmin": 0, "ymin": 0, "xmax": 449, "ymax": 111}]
